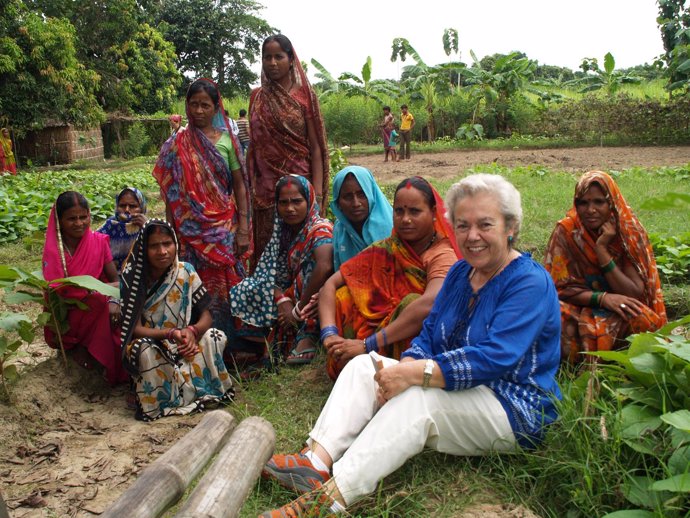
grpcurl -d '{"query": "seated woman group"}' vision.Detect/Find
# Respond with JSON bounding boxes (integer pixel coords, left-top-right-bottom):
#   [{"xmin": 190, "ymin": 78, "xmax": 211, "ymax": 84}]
[{"xmin": 259, "ymin": 173, "xmax": 562, "ymax": 517}]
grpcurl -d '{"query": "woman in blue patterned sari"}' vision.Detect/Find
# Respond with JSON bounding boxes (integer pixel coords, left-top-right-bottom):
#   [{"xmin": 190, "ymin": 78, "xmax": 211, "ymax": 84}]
[{"xmin": 120, "ymin": 219, "xmax": 234, "ymax": 421}]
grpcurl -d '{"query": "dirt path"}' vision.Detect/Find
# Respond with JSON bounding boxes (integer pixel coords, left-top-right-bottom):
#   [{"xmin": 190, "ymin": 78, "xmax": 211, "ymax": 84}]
[
  {"xmin": 1, "ymin": 145, "xmax": 690, "ymax": 517},
  {"xmin": 347, "ymin": 145, "xmax": 690, "ymax": 184}
]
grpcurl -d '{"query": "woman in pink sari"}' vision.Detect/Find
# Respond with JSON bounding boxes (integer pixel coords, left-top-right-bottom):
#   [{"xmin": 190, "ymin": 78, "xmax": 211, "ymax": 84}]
[
  {"xmin": 42, "ymin": 191, "xmax": 127, "ymax": 385},
  {"xmin": 248, "ymin": 34, "xmax": 330, "ymax": 263}
]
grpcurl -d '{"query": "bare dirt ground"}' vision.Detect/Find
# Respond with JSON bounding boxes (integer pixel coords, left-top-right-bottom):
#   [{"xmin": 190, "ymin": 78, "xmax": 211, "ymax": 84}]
[
  {"xmin": 348, "ymin": 145, "xmax": 690, "ymax": 184},
  {"xmin": 1, "ymin": 145, "xmax": 690, "ymax": 518}
]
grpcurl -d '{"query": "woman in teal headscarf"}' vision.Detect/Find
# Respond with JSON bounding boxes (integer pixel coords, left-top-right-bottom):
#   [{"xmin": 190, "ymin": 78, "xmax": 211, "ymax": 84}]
[{"xmin": 330, "ymin": 166, "xmax": 393, "ymax": 270}]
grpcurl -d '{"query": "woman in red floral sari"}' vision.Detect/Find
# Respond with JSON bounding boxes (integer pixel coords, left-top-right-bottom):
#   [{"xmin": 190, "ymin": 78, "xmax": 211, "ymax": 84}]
[
  {"xmin": 248, "ymin": 34, "xmax": 329, "ymax": 263},
  {"xmin": 544, "ymin": 170, "xmax": 666, "ymax": 363}
]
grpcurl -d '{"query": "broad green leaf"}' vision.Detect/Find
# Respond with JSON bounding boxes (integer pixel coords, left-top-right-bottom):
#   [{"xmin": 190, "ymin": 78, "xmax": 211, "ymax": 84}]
[
  {"xmin": 3, "ymin": 291, "xmax": 41, "ymax": 305},
  {"xmin": 0, "ymin": 312, "xmax": 32, "ymax": 331},
  {"xmin": 621, "ymin": 404, "xmax": 662, "ymax": 439},
  {"xmin": 0, "ymin": 265, "xmax": 20, "ymax": 281},
  {"xmin": 36, "ymin": 312, "xmax": 51, "ymax": 326},
  {"xmin": 660, "ymin": 409, "xmax": 690, "ymax": 431},
  {"xmin": 0, "ymin": 335, "xmax": 6, "ymax": 355},
  {"xmin": 602, "ymin": 511, "xmax": 655, "ymax": 518},
  {"xmin": 16, "ymin": 320, "xmax": 34, "ymax": 343},
  {"xmin": 622, "ymin": 436, "xmax": 659, "ymax": 455},
  {"xmin": 668, "ymin": 444, "xmax": 690, "ymax": 475},
  {"xmin": 3, "ymin": 364, "xmax": 18, "ymax": 381},
  {"xmin": 629, "ymin": 353, "xmax": 667, "ymax": 374},
  {"xmin": 670, "ymin": 428, "xmax": 690, "ymax": 449},
  {"xmin": 621, "ymin": 475, "xmax": 669, "ymax": 509},
  {"xmin": 51, "ymin": 276, "xmax": 119, "ymax": 298},
  {"xmin": 651, "ymin": 474, "xmax": 690, "ymax": 492},
  {"xmin": 604, "ymin": 52, "xmax": 615, "ymax": 74}
]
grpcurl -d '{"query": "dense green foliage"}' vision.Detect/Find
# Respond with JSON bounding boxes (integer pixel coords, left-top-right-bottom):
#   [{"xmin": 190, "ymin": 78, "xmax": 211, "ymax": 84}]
[
  {"xmin": 0, "ymin": 167, "xmax": 158, "ymax": 242},
  {"xmin": 24, "ymin": 0, "xmax": 181, "ymax": 114},
  {"xmin": 0, "ymin": 0, "xmax": 104, "ymax": 132},
  {"xmin": 157, "ymin": 0, "xmax": 273, "ymax": 97}
]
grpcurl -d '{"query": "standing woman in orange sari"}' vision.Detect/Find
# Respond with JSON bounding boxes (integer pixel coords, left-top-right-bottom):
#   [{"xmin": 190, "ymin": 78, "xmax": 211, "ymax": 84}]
[
  {"xmin": 248, "ymin": 34, "xmax": 329, "ymax": 262},
  {"xmin": 544, "ymin": 170, "xmax": 666, "ymax": 364},
  {"xmin": 0, "ymin": 128, "xmax": 17, "ymax": 175}
]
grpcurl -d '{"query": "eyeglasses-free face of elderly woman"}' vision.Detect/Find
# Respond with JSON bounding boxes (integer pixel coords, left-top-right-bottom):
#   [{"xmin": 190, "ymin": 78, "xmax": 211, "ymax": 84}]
[{"xmin": 258, "ymin": 175, "xmax": 561, "ymax": 517}]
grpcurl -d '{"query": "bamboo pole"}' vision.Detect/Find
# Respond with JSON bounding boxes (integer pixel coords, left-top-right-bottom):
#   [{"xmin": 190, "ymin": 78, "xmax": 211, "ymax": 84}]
[
  {"xmin": 174, "ymin": 416, "xmax": 275, "ymax": 518},
  {"xmin": 101, "ymin": 410, "xmax": 237, "ymax": 518}
]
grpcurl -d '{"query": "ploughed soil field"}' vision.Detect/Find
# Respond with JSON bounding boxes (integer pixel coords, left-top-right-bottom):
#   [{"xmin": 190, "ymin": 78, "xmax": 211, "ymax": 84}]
[
  {"xmin": 349, "ymin": 145, "xmax": 690, "ymax": 184},
  {"xmin": 1, "ymin": 145, "xmax": 689, "ymax": 518}
]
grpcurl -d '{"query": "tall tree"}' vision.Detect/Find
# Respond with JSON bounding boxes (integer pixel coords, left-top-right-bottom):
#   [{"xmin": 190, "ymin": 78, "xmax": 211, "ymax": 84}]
[
  {"xmin": 657, "ymin": 0, "xmax": 690, "ymax": 93},
  {"xmin": 158, "ymin": 0, "xmax": 273, "ymax": 96},
  {"xmin": 0, "ymin": 0, "xmax": 103, "ymax": 132},
  {"xmin": 27, "ymin": 0, "xmax": 180, "ymax": 113}
]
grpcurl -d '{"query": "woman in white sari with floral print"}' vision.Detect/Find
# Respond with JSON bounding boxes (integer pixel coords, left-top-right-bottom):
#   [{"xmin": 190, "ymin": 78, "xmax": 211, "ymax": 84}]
[{"xmin": 120, "ymin": 219, "xmax": 234, "ymax": 421}]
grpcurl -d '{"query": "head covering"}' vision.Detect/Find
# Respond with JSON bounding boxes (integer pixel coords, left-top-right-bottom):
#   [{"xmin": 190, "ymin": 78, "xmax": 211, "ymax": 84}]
[
  {"xmin": 153, "ymin": 78, "xmax": 252, "ymax": 265},
  {"xmin": 95, "ymin": 187, "xmax": 147, "ymax": 270},
  {"xmin": 566, "ymin": 171, "xmax": 666, "ymax": 319},
  {"xmin": 230, "ymin": 175, "xmax": 332, "ymax": 328},
  {"xmin": 401, "ymin": 177, "xmax": 461, "ymax": 259},
  {"xmin": 42, "ymin": 195, "xmax": 103, "ymax": 282},
  {"xmin": 330, "ymin": 166, "xmax": 393, "ymax": 270},
  {"xmin": 119, "ymin": 219, "xmax": 180, "ymax": 348},
  {"xmin": 169, "ymin": 114, "xmax": 182, "ymax": 123}
]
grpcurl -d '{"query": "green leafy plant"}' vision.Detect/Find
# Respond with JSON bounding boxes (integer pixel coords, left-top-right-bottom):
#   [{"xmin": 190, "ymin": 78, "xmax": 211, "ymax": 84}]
[
  {"xmin": 455, "ymin": 123, "xmax": 484, "ymax": 141},
  {"xmin": 590, "ymin": 317, "xmax": 690, "ymax": 516},
  {"xmin": 649, "ymin": 232, "xmax": 690, "ymax": 283},
  {"xmin": 0, "ymin": 265, "xmax": 119, "ymax": 396}
]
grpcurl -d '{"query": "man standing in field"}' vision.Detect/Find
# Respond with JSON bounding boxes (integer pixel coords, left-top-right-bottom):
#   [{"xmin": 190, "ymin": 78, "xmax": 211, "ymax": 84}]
[{"xmin": 398, "ymin": 104, "xmax": 415, "ymax": 161}]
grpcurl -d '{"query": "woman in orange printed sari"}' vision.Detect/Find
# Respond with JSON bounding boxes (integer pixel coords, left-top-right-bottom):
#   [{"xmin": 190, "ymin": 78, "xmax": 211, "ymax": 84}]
[
  {"xmin": 544, "ymin": 170, "xmax": 666, "ymax": 364},
  {"xmin": 319, "ymin": 176, "xmax": 461, "ymax": 380}
]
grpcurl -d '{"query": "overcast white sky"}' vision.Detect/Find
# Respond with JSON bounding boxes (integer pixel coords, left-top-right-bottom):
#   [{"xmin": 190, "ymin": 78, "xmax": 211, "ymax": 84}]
[{"xmin": 253, "ymin": 0, "xmax": 665, "ymax": 82}]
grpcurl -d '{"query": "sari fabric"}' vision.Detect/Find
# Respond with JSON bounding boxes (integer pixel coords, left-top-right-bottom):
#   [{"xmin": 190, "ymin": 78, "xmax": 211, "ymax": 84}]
[
  {"xmin": 152, "ymin": 78, "xmax": 251, "ymax": 338},
  {"xmin": 330, "ymin": 166, "xmax": 393, "ymax": 270},
  {"xmin": 381, "ymin": 112, "xmax": 394, "ymax": 149},
  {"xmin": 0, "ymin": 129, "xmax": 16, "ymax": 174},
  {"xmin": 230, "ymin": 175, "xmax": 333, "ymax": 356},
  {"xmin": 120, "ymin": 220, "xmax": 234, "ymax": 421},
  {"xmin": 42, "ymin": 204, "xmax": 127, "ymax": 384},
  {"xmin": 96, "ymin": 187, "xmax": 147, "ymax": 270},
  {"xmin": 544, "ymin": 170, "xmax": 667, "ymax": 363},
  {"xmin": 247, "ymin": 50, "xmax": 329, "ymax": 260},
  {"xmin": 327, "ymin": 183, "xmax": 461, "ymax": 379}
]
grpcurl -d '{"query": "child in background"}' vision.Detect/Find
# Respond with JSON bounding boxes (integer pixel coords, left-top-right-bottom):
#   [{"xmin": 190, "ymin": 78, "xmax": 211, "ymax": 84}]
[
  {"xmin": 388, "ymin": 127, "xmax": 399, "ymax": 163},
  {"xmin": 237, "ymin": 109, "xmax": 250, "ymax": 156}
]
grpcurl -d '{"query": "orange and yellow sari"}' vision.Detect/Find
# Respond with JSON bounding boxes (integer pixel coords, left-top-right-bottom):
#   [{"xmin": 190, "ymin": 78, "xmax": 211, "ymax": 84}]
[
  {"xmin": 326, "ymin": 186, "xmax": 460, "ymax": 379},
  {"xmin": 544, "ymin": 171, "xmax": 666, "ymax": 363}
]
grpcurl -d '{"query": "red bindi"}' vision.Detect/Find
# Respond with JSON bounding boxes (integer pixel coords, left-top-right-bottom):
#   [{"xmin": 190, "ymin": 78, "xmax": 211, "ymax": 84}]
[{"xmin": 405, "ymin": 180, "xmax": 412, "ymax": 190}]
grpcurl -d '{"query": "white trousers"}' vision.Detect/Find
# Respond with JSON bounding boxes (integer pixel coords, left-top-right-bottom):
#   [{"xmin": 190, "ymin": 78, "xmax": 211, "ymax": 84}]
[{"xmin": 307, "ymin": 355, "xmax": 516, "ymax": 506}]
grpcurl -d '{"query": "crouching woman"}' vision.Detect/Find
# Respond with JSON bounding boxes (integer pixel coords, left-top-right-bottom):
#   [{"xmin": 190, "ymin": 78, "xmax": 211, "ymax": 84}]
[{"xmin": 119, "ymin": 220, "xmax": 234, "ymax": 420}]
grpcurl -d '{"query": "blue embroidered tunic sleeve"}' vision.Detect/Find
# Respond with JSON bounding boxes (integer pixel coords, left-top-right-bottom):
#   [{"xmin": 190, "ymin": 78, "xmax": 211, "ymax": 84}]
[{"xmin": 401, "ymin": 253, "xmax": 562, "ymax": 447}]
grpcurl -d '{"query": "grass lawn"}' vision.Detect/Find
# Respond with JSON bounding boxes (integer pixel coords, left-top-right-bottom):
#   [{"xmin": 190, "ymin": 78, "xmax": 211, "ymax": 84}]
[{"xmin": 1, "ymin": 157, "xmax": 689, "ymax": 517}]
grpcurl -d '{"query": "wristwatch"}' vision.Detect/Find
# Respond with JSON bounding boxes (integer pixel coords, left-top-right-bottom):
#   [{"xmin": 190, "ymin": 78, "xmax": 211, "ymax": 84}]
[{"xmin": 422, "ymin": 359, "xmax": 434, "ymax": 389}]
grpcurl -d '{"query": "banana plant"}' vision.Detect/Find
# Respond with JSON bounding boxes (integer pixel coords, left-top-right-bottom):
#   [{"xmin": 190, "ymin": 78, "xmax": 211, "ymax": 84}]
[{"xmin": 571, "ymin": 52, "xmax": 641, "ymax": 96}]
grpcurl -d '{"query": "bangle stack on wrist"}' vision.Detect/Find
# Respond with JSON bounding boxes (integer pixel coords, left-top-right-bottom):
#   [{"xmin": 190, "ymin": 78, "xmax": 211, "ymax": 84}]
[
  {"xmin": 166, "ymin": 327, "xmax": 179, "ymax": 341},
  {"xmin": 364, "ymin": 334, "xmax": 378, "ymax": 353},
  {"xmin": 292, "ymin": 301, "xmax": 303, "ymax": 321},
  {"xmin": 320, "ymin": 325, "xmax": 338, "ymax": 342},
  {"xmin": 187, "ymin": 325, "xmax": 199, "ymax": 339},
  {"xmin": 276, "ymin": 296, "xmax": 291, "ymax": 306}
]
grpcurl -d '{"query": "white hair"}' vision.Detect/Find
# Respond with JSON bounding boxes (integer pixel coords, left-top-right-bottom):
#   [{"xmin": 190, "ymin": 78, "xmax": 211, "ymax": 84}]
[{"xmin": 445, "ymin": 174, "xmax": 523, "ymax": 242}]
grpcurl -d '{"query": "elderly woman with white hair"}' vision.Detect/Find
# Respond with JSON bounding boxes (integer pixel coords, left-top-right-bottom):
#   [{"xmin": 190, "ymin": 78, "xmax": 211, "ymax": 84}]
[{"xmin": 258, "ymin": 174, "xmax": 562, "ymax": 518}]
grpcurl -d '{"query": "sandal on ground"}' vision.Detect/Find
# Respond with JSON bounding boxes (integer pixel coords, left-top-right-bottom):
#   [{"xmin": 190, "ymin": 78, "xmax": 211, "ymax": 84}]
[{"xmin": 285, "ymin": 346, "xmax": 317, "ymax": 366}]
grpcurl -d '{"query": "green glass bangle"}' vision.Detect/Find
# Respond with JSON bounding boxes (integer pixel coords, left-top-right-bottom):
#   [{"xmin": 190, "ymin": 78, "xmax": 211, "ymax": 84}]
[
  {"xmin": 590, "ymin": 291, "xmax": 601, "ymax": 307},
  {"xmin": 601, "ymin": 259, "xmax": 616, "ymax": 274}
]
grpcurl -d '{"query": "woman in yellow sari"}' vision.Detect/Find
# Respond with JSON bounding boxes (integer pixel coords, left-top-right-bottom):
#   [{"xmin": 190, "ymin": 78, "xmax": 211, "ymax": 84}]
[{"xmin": 544, "ymin": 170, "xmax": 666, "ymax": 363}]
